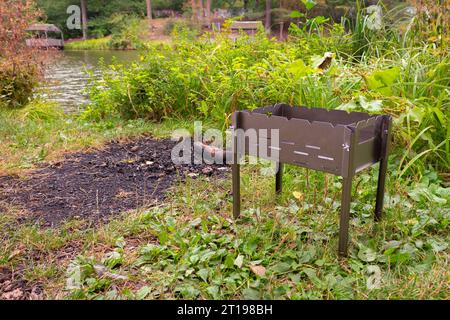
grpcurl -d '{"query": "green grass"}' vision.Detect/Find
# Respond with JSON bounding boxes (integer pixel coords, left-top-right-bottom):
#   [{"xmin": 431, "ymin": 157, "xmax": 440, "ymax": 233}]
[
  {"xmin": 0, "ymin": 101, "xmax": 194, "ymax": 175},
  {"xmin": 1, "ymin": 160, "xmax": 448, "ymax": 299},
  {"xmin": 64, "ymin": 37, "xmax": 171, "ymax": 51},
  {"xmin": 64, "ymin": 37, "xmax": 114, "ymax": 50},
  {"xmin": 0, "ymin": 103, "xmax": 448, "ymax": 299}
]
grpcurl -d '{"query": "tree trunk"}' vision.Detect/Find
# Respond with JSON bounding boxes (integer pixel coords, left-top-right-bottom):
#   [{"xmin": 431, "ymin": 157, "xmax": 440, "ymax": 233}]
[
  {"xmin": 206, "ymin": 0, "xmax": 211, "ymax": 27},
  {"xmin": 244, "ymin": 0, "xmax": 249, "ymax": 11},
  {"xmin": 279, "ymin": 22, "xmax": 283, "ymax": 40},
  {"xmin": 265, "ymin": 0, "xmax": 271, "ymax": 32},
  {"xmin": 198, "ymin": 0, "xmax": 204, "ymax": 22},
  {"xmin": 191, "ymin": 0, "xmax": 197, "ymax": 22},
  {"xmin": 279, "ymin": 0, "xmax": 283, "ymax": 40},
  {"xmin": 80, "ymin": 0, "xmax": 88, "ymax": 40},
  {"xmin": 146, "ymin": 0, "xmax": 153, "ymax": 32}
]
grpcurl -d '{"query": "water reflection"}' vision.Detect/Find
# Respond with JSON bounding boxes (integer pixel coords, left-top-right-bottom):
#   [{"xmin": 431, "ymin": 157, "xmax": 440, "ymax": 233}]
[{"xmin": 40, "ymin": 50, "xmax": 139, "ymax": 113}]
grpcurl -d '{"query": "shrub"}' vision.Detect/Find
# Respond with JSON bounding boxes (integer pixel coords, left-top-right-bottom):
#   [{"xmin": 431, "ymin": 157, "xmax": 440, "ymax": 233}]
[
  {"xmin": 0, "ymin": 0, "xmax": 46, "ymax": 108},
  {"xmin": 108, "ymin": 14, "xmax": 147, "ymax": 50},
  {"xmin": 163, "ymin": 19, "xmax": 200, "ymax": 39},
  {"xmin": 0, "ymin": 55, "xmax": 43, "ymax": 108}
]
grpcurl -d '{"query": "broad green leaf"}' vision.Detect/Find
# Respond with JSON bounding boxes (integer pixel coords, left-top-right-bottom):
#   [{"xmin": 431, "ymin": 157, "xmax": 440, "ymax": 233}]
[
  {"xmin": 388, "ymin": 251, "xmax": 411, "ymax": 264},
  {"xmin": 289, "ymin": 273, "xmax": 301, "ymax": 283},
  {"xmin": 302, "ymin": 0, "xmax": 317, "ymax": 10},
  {"xmin": 115, "ymin": 237, "xmax": 126, "ymax": 249},
  {"xmin": 337, "ymin": 101, "xmax": 358, "ymax": 111},
  {"xmin": 384, "ymin": 240, "xmax": 402, "ymax": 250},
  {"xmin": 358, "ymin": 96, "xmax": 383, "ymax": 112},
  {"xmin": 102, "ymin": 251, "xmax": 123, "ymax": 269},
  {"xmin": 189, "ymin": 254, "xmax": 199, "ymax": 265},
  {"xmin": 206, "ymin": 286, "xmax": 220, "ymax": 299},
  {"xmin": 242, "ymin": 287, "xmax": 260, "ymax": 300},
  {"xmin": 337, "ymin": 96, "xmax": 382, "ymax": 112},
  {"xmin": 365, "ymin": 67, "xmax": 400, "ymax": 95},
  {"xmin": 309, "ymin": 16, "xmax": 329, "ymax": 26},
  {"xmin": 175, "ymin": 285, "xmax": 200, "ymax": 298},
  {"xmin": 287, "ymin": 59, "xmax": 317, "ymax": 78},
  {"xmin": 298, "ymin": 245, "xmax": 316, "ymax": 264},
  {"xmin": 223, "ymin": 254, "xmax": 235, "ymax": 268},
  {"xmin": 407, "ymin": 106, "xmax": 425, "ymax": 123},
  {"xmin": 273, "ymin": 262, "xmax": 291, "ymax": 273},
  {"xmin": 302, "ymin": 267, "xmax": 323, "ymax": 287},
  {"xmin": 158, "ymin": 231, "xmax": 168, "ymax": 245},
  {"xmin": 428, "ymin": 239, "xmax": 448, "ymax": 253},
  {"xmin": 197, "ymin": 268, "xmax": 209, "ymax": 282},
  {"xmin": 243, "ymin": 238, "xmax": 258, "ymax": 255},
  {"xmin": 358, "ymin": 247, "xmax": 377, "ymax": 262},
  {"xmin": 290, "ymin": 10, "xmax": 305, "ymax": 18},
  {"xmin": 136, "ymin": 286, "xmax": 151, "ymax": 300}
]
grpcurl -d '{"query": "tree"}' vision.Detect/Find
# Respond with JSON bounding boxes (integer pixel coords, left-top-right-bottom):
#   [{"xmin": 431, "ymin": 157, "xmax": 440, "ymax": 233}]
[
  {"xmin": 265, "ymin": 0, "xmax": 271, "ymax": 31},
  {"xmin": 146, "ymin": 0, "xmax": 153, "ymax": 32},
  {"xmin": 198, "ymin": 0, "xmax": 204, "ymax": 21},
  {"xmin": 80, "ymin": 0, "xmax": 88, "ymax": 39},
  {"xmin": 191, "ymin": 0, "xmax": 198, "ymax": 21},
  {"xmin": 0, "ymin": 0, "xmax": 47, "ymax": 108},
  {"xmin": 205, "ymin": 0, "xmax": 212, "ymax": 26}
]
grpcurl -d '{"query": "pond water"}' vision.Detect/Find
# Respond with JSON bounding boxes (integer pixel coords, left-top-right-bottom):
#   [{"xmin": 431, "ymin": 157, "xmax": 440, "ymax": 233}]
[{"xmin": 40, "ymin": 50, "xmax": 139, "ymax": 113}]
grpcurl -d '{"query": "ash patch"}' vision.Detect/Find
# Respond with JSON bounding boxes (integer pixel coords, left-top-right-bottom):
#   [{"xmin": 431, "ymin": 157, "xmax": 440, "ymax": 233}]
[{"xmin": 0, "ymin": 136, "xmax": 228, "ymax": 226}]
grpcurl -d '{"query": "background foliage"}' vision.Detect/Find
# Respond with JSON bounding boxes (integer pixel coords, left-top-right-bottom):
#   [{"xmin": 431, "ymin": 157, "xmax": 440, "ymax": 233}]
[
  {"xmin": 85, "ymin": 4, "xmax": 449, "ymax": 176},
  {"xmin": 0, "ymin": 0, "xmax": 48, "ymax": 108}
]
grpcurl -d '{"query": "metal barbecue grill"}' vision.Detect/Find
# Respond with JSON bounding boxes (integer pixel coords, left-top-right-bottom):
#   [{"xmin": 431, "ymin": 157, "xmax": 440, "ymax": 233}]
[{"xmin": 231, "ymin": 104, "xmax": 392, "ymax": 256}]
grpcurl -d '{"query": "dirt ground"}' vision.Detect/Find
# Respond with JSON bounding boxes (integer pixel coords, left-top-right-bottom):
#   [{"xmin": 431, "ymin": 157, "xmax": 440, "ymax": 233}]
[
  {"xmin": 0, "ymin": 135, "xmax": 227, "ymax": 226},
  {"xmin": 0, "ymin": 266, "xmax": 43, "ymax": 300}
]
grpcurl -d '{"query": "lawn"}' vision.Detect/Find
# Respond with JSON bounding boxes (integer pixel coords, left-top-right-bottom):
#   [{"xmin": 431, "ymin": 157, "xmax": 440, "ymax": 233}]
[
  {"xmin": 0, "ymin": 2, "xmax": 448, "ymax": 300},
  {"xmin": 0, "ymin": 104, "xmax": 448, "ymax": 299}
]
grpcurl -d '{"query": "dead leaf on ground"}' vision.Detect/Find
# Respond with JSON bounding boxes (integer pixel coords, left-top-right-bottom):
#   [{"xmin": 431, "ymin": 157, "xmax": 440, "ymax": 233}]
[
  {"xmin": 7, "ymin": 248, "xmax": 25, "ymax": 261},
  {"xmin": 250, "ymin": 265, "xmax": 266, "ymax": 277},
  {"xmin": 292, "ymin": 191, "xmax": 304, "ymax": 201},
  {"xmin": 1, "ymin": 288, "xmax": 24, "ymax": 300}
]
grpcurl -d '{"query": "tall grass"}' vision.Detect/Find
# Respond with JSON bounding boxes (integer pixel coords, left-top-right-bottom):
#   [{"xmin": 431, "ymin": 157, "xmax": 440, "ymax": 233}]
[{"xmin": 65, "ymin": 37, "xmax": 113, "ymax": 50}]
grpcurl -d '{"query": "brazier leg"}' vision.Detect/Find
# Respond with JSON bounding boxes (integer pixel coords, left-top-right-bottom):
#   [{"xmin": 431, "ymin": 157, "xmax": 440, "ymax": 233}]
[
  {"xmin": 374, "ymin": 157, "xmax": 388, "ymax": 222},
  {"xmin": 275, "ymin": 162, "xmax": 283, "ymax": 194},
  {"xmin": 232, "ymin": 162, "xmax": 240, "ymax": 219},
  {"xmin": 338, "ymin": 177, "xmax": 352, "ymax": 257},
  {"xmin": 375, "ymin": 116, "xmax": 391, "ymax": 222}
]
